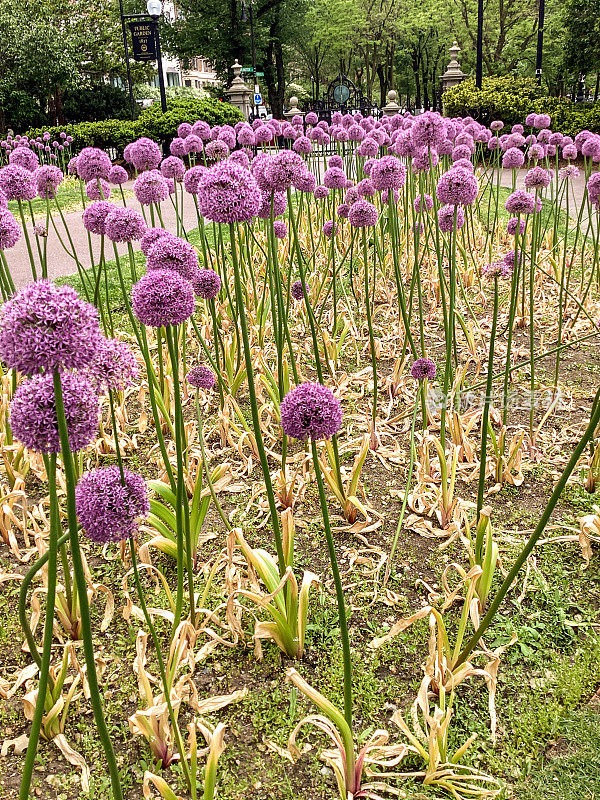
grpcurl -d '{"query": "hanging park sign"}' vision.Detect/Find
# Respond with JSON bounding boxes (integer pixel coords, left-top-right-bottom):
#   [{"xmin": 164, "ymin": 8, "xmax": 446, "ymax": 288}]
[{"xmin": 128, "ymin": 21, "xmax": 157, "ymax": 62}]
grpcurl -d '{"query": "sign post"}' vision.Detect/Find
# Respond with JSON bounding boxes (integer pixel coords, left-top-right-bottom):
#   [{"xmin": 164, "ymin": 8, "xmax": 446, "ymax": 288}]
[{"xmin": 128, "ymin": 21, "xmax": 157, "ymax": 62}]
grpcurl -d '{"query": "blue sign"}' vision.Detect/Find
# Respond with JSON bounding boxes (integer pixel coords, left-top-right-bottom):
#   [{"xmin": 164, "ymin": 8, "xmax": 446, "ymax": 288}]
[{"xmin": 254, "ymin": 93, "xmax": 263, "ymax": 106}]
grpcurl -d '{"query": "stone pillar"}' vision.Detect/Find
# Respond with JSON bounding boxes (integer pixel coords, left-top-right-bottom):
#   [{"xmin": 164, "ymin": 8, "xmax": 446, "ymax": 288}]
[
  {"xmin": 225, "ymin": 60, "xmax": 252, "ymax": 120},
  {"xmin": 440, "ymin": 41, "xmax": 467, "ymax": 95},
  {"xmin": 284, "ymin": 96, "xmax": 304, "ymax": 123},
  {"xmin": 382, "ymin": 89, "xmax": 400, "ymax": 117}
]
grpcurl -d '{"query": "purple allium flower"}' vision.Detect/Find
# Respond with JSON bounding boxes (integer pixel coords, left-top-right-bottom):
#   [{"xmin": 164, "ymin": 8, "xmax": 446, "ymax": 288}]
[
  {"xmin": 85, "ymin": 178, "xmax": 110, "ymax": 201},
  {"xmin": 280, "ymin": 383, "xmax": 342, "ymax": 441},
  {"xmin": 10, "ymin": 371, "xmax": 99, "ymax": 453},
  {"xmin": 186, "ymin": 365, "xmax": 216, "ymax": 390},
  {"xmin": 323, "ymin": 167, "xmax": 347, "ymax": 190},
  {"xmin": 559, "ymin": 165, "xmax": 579, "ymax": 180},
  {"xmin": 582, "ymin": 135, "xmax": 600, "ymax": 161},
  {"xmin": 160, "ymin": 156, "xmax": 186, "ymax": 181},
  {"xmin": 562, "ymin": 144, "xmax": 577, "ymax": 161},
  {"xmin": 503, "ymin": 250, "xmax": 522, "ymax": 269},
  {"xmin": 322, "ymin": 220, "xmax": 338, "ymax": 238},
  {"xmin": 524, "ymin": 166, "xmax": 552, "ymax": 189},
  {"xmin": 502, "ymin": 147, "xmax": 525, "ymax": 169},
  {"xmin": 192, "ymin": 268, "xmax": 221, "ymax": 299},
  {"xmin": 0, "ymin": 164, "xmax": 36, "ymax": 201},
  {"xmin": 533, "ymin": 114, "xmax": 551, "ymax": 129},
  {"xmin": 256, "ymin": 190, "xmax": 287, "ymax": 220},
  {"xmin": 140, "ymin": 227, "xmax": 174, "ymax": 256},
  {"xmin": 146, "ymin": 236, "xmax": 199, "ymax": 281},
  {"xmin": 348, "ymin": 198, "xmax": 378, "ymax": 227},
  {"xmin": 0, "ymin": 188, "xmax": 7, "ymax": 210},
  {"xmin": 587, "ymin": 172, "xmax": 600, "ymax": 206},
  {"xmin": 293, "ymin": 171, "xmax": 316, "ymax": 193},
  {"xmin": 183, "ymin": 134, "xmax": 203, "ymax": 156},
  {"xmin": 191, "ymin": 120, "xmax": 211, "ymax": 141},
  {"xmin": 0, "ymin": 211, "xmax": 21, "ymax": 249},
  {"xmin": 437, "ymin": 204, "xmax": 465, "ymax": 233},
  {"xmin": 345, "ymin": 187, "xmax": 359, "ymax": 205},
  {"xmin": 0, "ymin": 281, "xmax": 101, "ymax": 374},
  {"xmin": 411, "ymin": 111, "xmax": 446, "ymax": 149},
  {"xmin": 33, "ymin": 223, "xmax": 47, "ymax": 238},
  {"xmin": 505, "ymin": 190, "xmax": 536, "ymax": 215},
  {"xmin": 169, "ymin": 138, "xmax": 186, "ymax": 158},
  {"xmin": 67, "ymin": 156, "xmax": 79, "ymax": 175},
  {"xmin": 76, "ymin": 467, "xmax": 149, "ymax": 544},
  {"xmin": 412, "ymin": 148, "xmax": 439, "ymax": 173},
  {"xmin": 183, "ymin": 165, "xmax": 207, "ymax": 194},
  {"xmin": 291, "ymin": 279, "xmax": 307, "ymax": 300},
  {"xmin": 34, "ymin": 165, "xmax": 64, "ymax": 199},
  {"xmin": 263, "ymin": 150, "xmax": 304, "ymax": 191},
  {"xmin": 77, "ymin": 147, "xmax": 111, "ymax": 182},
  {"xmin": 82, "ymin": 201, "xmax": 114, "ymax": 236},
  {"xmin": 490, "ymin": 121, "xmax": 504, "ymax": 132},
  {"xmin": 105, "ymin": 207, "xmax": 146, "ymax": 243},
  {"xmin": 371, "ymin": 156, "xmax": 406, "ymax": 192},
  {"xmin": 293, "ymin": 136, "xmax": 312, "ymax": 155},
  {"xmin": 9, "ymin": 146, "xmax": 38, "ymax": 172},
  {"xmin": 89, "ymin": 337, "xmax": 139, "ymax": 391},
  {"xmin": 436, "ymin": 167, "xmax": 478, "ymax": 206},
  {"xmin": 177, "ymin": 122, "xmax": 192, "ymax": 139},
  {"xmin": 229, "ymin": 150, "xmax": 251, "ymax": 170},
  {"xmin": 205, "ymin": 140, "xmax": 229, "ymax": 161},
  {"xmin": 336, "ymin": 204, "xmax": 350, "ymax": 219},
  {"xmin": 452, "ymin": 144, "xmax": 473, "ymax": 162},
  {"xmin": 329, "ymin": 155, "xmax": 343, "ymax": 169},
  {"xmin": 410, "ymin": 358, "xmax": 436, "ymax": 380},
  {"xmin": 237, "ymin": 125, "xmax": 256, "ymax": 147},
  {"xmin": 273, "ymin": 220, "xmax": 287, "ymax": 239},
  {"xmin": 482, "ymin": 260, "xmax": 512, "ymax": 279},
  {"xmin": 314, "ymin": 185, "xmax": 329, "ymax": 200},
  {"xmin": 133, "ymin": 170, "xmax": 169, "ymax": 205},
  {"xmin": 132, "ymin": 270, "xmax": 195, "ymax": 327},
  {"xmin": 357, "ymin": 137, "xmax": 379, "ymax": 158},
  {"xmin": 507, "ymin": 217, "xmax": 526, "ymax": 235},
  {"xmin": 305, "ymin": 112, "xmax": 318, "ymax": 126},
  {"xmin": 108, "ymin": 165, "xmax": 128, "ymax": 185},
  {"xmin": 197, "ymin": 161, "xmax": 261, "ymax": 224},
  {"xmin": 357, "ymin": 178, "xmax": 376, "ymax": 197},
  {"xmin": 127, "ymin": 137, "xmax": 162, "ymax": 171},
  {"xmin": 414, "ymin": 193, "xmax": 433, "ymax": 213}
]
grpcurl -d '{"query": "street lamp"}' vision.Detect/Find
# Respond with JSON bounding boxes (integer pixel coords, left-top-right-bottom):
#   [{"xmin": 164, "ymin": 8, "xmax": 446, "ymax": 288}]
[
  {"xmin": 535, "ymin": 0, "xmax": 545, "ymax": 85},
  {"xmin": 147, "ymin": 0, "xmax": 168, "ymax": 113},
  {"xmin": 475, "ymin": 0, "xmax": 484, "ymax": 89},
  {"xmin": 241, "ymin": 0, "xmax": 258, "ymax": 120}
]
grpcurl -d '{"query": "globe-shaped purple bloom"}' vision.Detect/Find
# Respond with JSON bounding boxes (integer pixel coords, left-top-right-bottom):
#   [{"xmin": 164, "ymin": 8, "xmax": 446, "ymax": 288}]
[
  {"xmin": 348, "ymin": 199, "xmax": 378, "ymax": 227},
  {"xmin": 197, "ymin": 161, "xmax": 261, "ymax": 224},
  {"xmin": 533, "ymin": 114, "xmax": 551, "ymax": 129},
  {"xmin": 562, "ymin": 144, "xmax": 577, "ymax": 161},
  {"xmin": 76, "ymin": 467, "xmax": 149, "ymax": 543},
  {"xmin": 507, "ymin": 217, "xmax": 526, "ymax": 235},
  {"xmin": 293, "ymin": 136, "xmax": 312, "ymax": 155},
  {"xmin": 437, "ymin": 204, "xmax": 465, "ymax": 233},
  {"xmin": 192, "ymin": 268, "xmax": 221, "ymax": 299},
  {"xmin": 186, "ymin": 365, "xmax": 216, "ymax": 390},
  {"xmin": 11, "ymin": 371, "xmax": 99, "ymax": 453},
  {"xmin": 314, "ymin": 185, "xmax": 329, "ymax": 200},
  {"xmin": 134, "ymin": 170, "xmax": 169, "ymax": 205},
  {"xmin": 323, "ymin": 167, "xmax": 347, "ymax": 190},
  {"xmin": 273, "ymin": 220, "xmax": 287, "ymax": 239},
  {"xmin": 146, "ymin": 236, "xmax": 199, "ymax": 281},
  {"xmin": 0, "ymin": 281, "xmax": 101, "ymax": 374},
  {"xmin": 436, "ymin": 167, "xmax": 478, "ymax": 206},
  {"xmin": 192, "ymin": 120, "xmax": 211, "ymax": 141},
  {"xmin": 85, "ymin": 178, "xmax": 110, "ymax": 201},
  {"xmin": 323, "ymin": 220, "xmax": 338, "ymax": 238},
  {"xmin": 0, "ymin": 164, "xmax": 36, "ymax": 201},
  {"xmin": 293, "ymin": 171, "xmax": 316, "ymax": 193},
  {"xmin": 490, "ymin": 121, "xmax": 504, "ymax": 132},
  {"xmin": 411, "ymin": 111, "xmax": 446, "ymax": 150},
  {"xmin": 588, "ymin": 172, "xmax": 600, "ymax": 206},
  {"xmin": 9, "ymin": 146, "xmax": 39, "ymax": 172},
  {"xmin": 108, "ymin": 165, "xmax": 128, "ymax": 185},
  {"xmin": 160, "ymin": 156, "xmax": 186, "ymax": 181},
  {"xmin": 140, "ymin": 226, "xmax": 175, "ymax": 255},
  {"xmin": 291, "ymin": 280, "xmax": 307, "ymax": 300},
  {"xmin": 256, "ymin": 190, "xmax": 287, "ymax": 220},
  {"xmin": 501, "ymin": 148, "xmax": 524, "ymax": 170},
  {"xmin": 411, "ymin": 358, "xmax": 436, "ymax": 380},
  {"xmin": 132, "ymin": 270, "xmax": 195, "ymax": 327},
  {"xmin": 127, "ymin": 137, "xmax": 162, "ymax": 171},
  {"xmin": 482, "ymin": 260, "xmax": 513, "ymax": 279},
  {"xmin": 89, "ymin": 337, "xmax": 139, "ymax": 392},
  {"xmin": 371, "ymin": 156, "xmax": 406, "ymax": 192},
  {"xmin": 414, "ymin": 194, "xmax": 433, "ymax": 213},
  {"xmin": 357, "ymin": 178, "xmax": 376, "ymax": 198},
  {"xmin": 0, "ymin": 211, "xmax": 21, "ymax": 250},
  {"xmin": 105, "ymin": 207, "xmax": 146, "ymax": 242},
  {"xmin": 280, "ymin": 383, "xmax": 342, "ymax": 441},
  {"xmin": 177, "ymin": 122, "xmax": 192, "ymax": 139},
  {"xmin": 34, "ymin": 165, "xmax": 64, "ymax": 199},
  {"xmin": 337, "ymin": 204, "xmax": 350, "ymax": 219},
  {"xmin": 183, "ymin": 165, "xmax": 207, "ymax": 195},
  {"xmin": 82, "ymin": 201, "xmax": 114, "ymax": 236},
  {"xmin": 205, "ymin": 140, "xmax": 229, "ymax": 161},
  {"xmin": 77, "ymin": 147, "xmax": 112, "ymax": 182},
  {"xmin": 262, "ymin": 150, "xmax": 304, "ymax": 192},
  {"xmin": 524, "ymin": 166, "xmax": 552, "ymax": 189},
  {"xmin": 505, "ymin": 190, "xmax": 536, "ymax": 215}
]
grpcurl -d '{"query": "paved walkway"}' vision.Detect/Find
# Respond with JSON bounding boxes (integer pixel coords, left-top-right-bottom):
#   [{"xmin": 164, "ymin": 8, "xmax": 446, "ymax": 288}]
[{"xmin": 5, "ymin": 167, "xmax": 592, "ymax": 289}]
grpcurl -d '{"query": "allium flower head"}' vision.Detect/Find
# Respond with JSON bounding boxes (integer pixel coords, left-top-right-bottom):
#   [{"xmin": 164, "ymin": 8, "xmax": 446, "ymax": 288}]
[
  {"xmin": 414, "ymin": 193, "xmax": 433, "ymax": 213},
  {"xmin": 132, "ymin": 270, "xmax": 195, "ymax": 327},
  {"xmin": 533, "ymin": 114, "xmax": 551, "ymax": 129},
  {"xmin": 0, "ymin": 281, "xmax": 101, "ymax": 374},
  {"xmin": 490, "ymin": 121, "xmax": 504, "ymax": 132},
  {"xmin": 280, "ymin": 383, "xmax": 342, "ymax": 441},
  {"xmin": 197, "ymin": 161, "xmax": 261, "ymax": 223},
  {"xmin": 502, "ymin": 147, "xmax": 525, "ymax": 170},
  {"xmin": 436, "ymin": 167, "xmax": 478, "ymax": 206},
  {"xmin": 0, "ymin": 188, "xmax": 7, "ymax": 210},
  {"xmin": 582, "ymin": 135, "xmax": 600, "ymax": 161},
  {"xmin": 559, "ymin": 165, "xmax": 579, "ymax": 181},
  {"xmin": 191, "ymin": 120, "xmax": 211, "ymax": 140},
  {"xmin": 505, "ymin": 190, "xmax": 536, "ymax": 215},
  {"xmin": 314, "ymin": 185, "xmax": 329, "ymax": 200},
  {"xmin": 507, "ymin": 217, "xmax": 526, "ymax": 235},
  {"xmin": 357, "ymin": 178, "xmax": 376, "ymax": 197},
  {"xmin": 105, "ymin": 207, "xmax": 146, "ymax": 242},
  {"xmin": 371, "ymin": 155, "xmax": 406, "ymax": 192},
  {"xmin": 192, "ymin": 268, "xmax": 221, "ymax": 299},
  {"xmin": 0, "ymin": 164, "xmax": 36, "ymax": 201},
  {"xmin": 291, "ymin": 279, "xmax": 307, "ymax": 300},
  {"xmin": 146, "ymin": 236, "xmax": 199, "ymax": 281},
  {"xmin": 205, "ymin": 140, "xmax": 229, "ymax": 161},
  {"xmin": 273, "ymin": 220, "xmax": 287, "ymax": 239},
  {"xmin": 256, "ymin": 190, "xmax": 287, "ymax": 220},
  {"xmin": 140, "ymin": 226, "xmax": 174, "ymax": 255},
  {"xmin": 108, "ymin": 165, "xmax": 128, "ymax": 185},
  {"xmin": 127, "ymin": 137, "xmax": 162, "ymax": 171},
  {"xmin": 437, "ymin": 204, "xmax": 465, "ymax": 233},
  {"xmin": 186, "ymin": 365, "xmax": 216, "ymax": 390},
  {"xmin": 10, "ymin": 371, "xmax": 99, "ymax": 453},
  {"xmin": 183, "ymin": 165, "xmax": 207, "ymax": 195},
  {"xmin": 293, "ymin": 171, "xmax": 316, "ymax": 193},
  {"xmin": 348, "ymin": 199, "xmax": 378, "ymax": 227},
  {"xmin": 293, "ymin": 136, "xmax": 312, "ymax": 155},
  {"xmin": 524, "ymin": 166, "xmax": 552, "ymax": 189},
  {"xmin": 323, "ymin": 220, "xmax": 338, "ymax": 238},
  {"xmin": 411, "ymin": 358, "xmax": 436, "ymax": 380},
  {"xmin": 134, "ymin": 170, "xmax": 169, "ymax": 205},
  {"xmin": 89, "ymin": 337, "xmax": 139, "ymax": 391},
  {"xmin": 482, "ymin": 260, "xmax": 512, "ymax": 279},
  {"xmin": 0, "ymin": 211, "xmax": 21, "ymax": 250},
  {"xmin": 263, "ymin": 150, "xmax": 304, "ymax": 191},
  {"xmin": 323, "ymin": 167, "xmax": 347, "ymax": 190},
  {"xmin": 411, "ymin": 111, "xmax": 446, "ymax": 149},
  {"xmin": 160, "ymin": 156, "xmax": 186, "ymax": 181},
  {"xmin": 336, "ymin": 204, "xmax": 350, "ymax": 219},
  {"xmin": 9, "ymin": 146, "xmax": 38, "ymax": 172},
  {"xmin": 82, "ymin": 201, "xmax": 114, "ymax": 236},
  {"xmin": 229, "ymin": 150, "xmax": 251, "ymax": 170},
  {"xmin": 305, "ymin": 112, "xmax": 318, "ymax": 126},
  {"xmin": 177, "ymin": 122, "xmax": 192, "ymax": 139},
  {"xmin": 85, "ymin": 178, "xmax": 110, "ymax": 201},
  {"xmin": 77, "ymin": 147, "xmax": 112, "ymax": 182},
  {"xmin": 76, "ymin": 467, "xmax": 149, "ymax": 543}
]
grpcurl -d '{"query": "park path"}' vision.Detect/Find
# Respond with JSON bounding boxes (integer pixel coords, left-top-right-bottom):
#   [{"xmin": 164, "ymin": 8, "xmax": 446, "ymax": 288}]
[{"xmin": 5, "ymin": 167, "xmax": 592, "ymax": 289}]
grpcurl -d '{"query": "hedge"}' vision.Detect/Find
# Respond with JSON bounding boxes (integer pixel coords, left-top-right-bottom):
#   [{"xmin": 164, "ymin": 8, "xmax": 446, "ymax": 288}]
[
  {"xmin": 25, "ymin": 97, "xmax": 243, "ymax": 157},
  {"xmin": 443, "ymin": 77, "xmax": 600, "ymax": 138}
]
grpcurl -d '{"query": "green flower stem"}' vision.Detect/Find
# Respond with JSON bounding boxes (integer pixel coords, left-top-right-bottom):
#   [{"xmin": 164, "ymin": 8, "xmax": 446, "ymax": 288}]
[
  {"xmin": 310, "ymin": 438, "xmax": 352, "ymax": 729},
  {"xmin": 19, "ymin": 453, "xmax": 58, "ymax": 800},
  {"xmin": 17, "ymin": 199, "xmax": 37, "ymax": 281},
  {"xmin": 228, "ymin": 221, "xmax": 286, "ymax": 576},
  {"xmin": 455, "ymin": 385, "xmax": 600, "ymax": 670},
  {"xmin": 361, "ymin": 227, "xmax": 378, "ymax": 436},
  {"xmin": 52, "ymin": 371, "xmax": 123, "ymax": 800}
]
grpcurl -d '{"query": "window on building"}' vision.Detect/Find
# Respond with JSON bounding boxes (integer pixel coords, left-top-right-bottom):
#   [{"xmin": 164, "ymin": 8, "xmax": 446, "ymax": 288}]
[
  {"xmin": 167, "ymin": 72, "xmax": 180, "ymax": 87},
  {"xmin": 184, "ymin": 79, "xmax": 192, "ymax": 87},
  {"xmin": 195, "ymin": 80, "xmax": 201, "ymax": 89}
]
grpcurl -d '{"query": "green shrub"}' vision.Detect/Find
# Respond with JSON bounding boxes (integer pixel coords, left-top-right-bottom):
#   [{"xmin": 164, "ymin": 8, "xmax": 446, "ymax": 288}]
[
  {"xmin": 25, "ymin": 96, "xmax": 243, "ymax": 157},
  {"xmin": 443, "ymin": 77, "xmax": 600, "ymax": 137},
  {"xmin": 61, "ymin": 85, "xmax": 134, "ymax": 123},
  {"xmin": 0, "ymin": 89, "xmax": 49, "ymax": 130}
]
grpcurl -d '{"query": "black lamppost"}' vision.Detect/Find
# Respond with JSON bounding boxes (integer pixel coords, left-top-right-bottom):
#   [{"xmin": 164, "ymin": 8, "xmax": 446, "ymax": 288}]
[
  {"xmin": 147, "ymin": 0, "xmax": 168, "ymax": 113},
  {"xmin": 241, "ymin": 0, "xmax": 258, "ymax": 119},
  {"xmin": 118, "ymin": 0, "xmax": 137, "ymax": 119},
  {"xmin": 475, "ymin": 0, "xmax": 484, "ymax": 89},
  {"xmin": 535, "ymin": 0, "xmax": 545, "ymax": 85}
]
